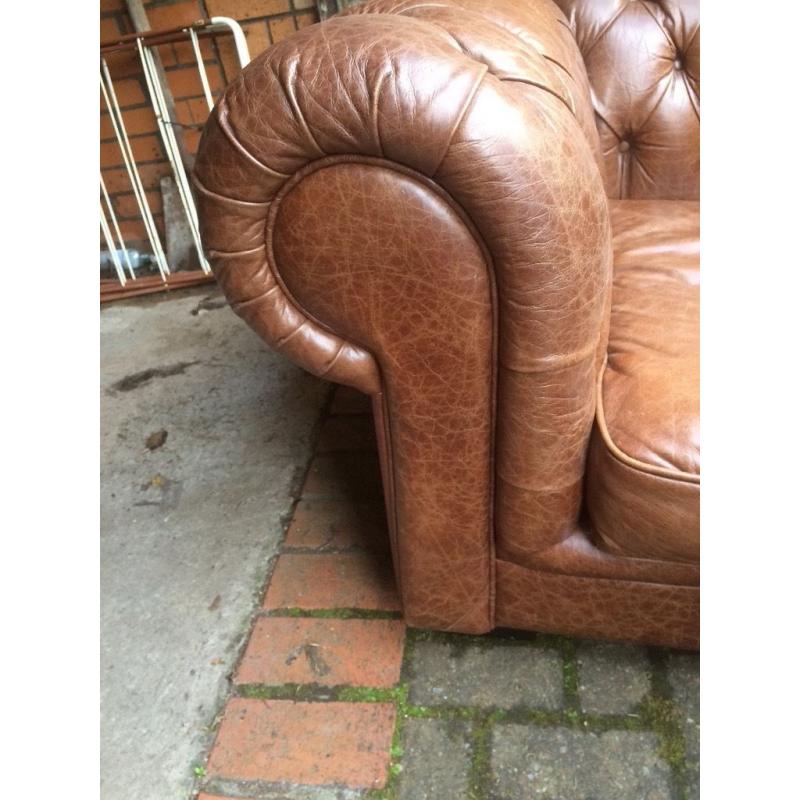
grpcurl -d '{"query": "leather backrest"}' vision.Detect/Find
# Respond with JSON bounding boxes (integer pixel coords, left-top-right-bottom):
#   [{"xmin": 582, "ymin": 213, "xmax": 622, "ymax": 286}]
[
  {"xmin": 344, "ymin": 0, "xmax": 602, "ymax": 161},
  {"xmin": 554, "ymin": 0, "xmax": 699, "ymax": 199}
]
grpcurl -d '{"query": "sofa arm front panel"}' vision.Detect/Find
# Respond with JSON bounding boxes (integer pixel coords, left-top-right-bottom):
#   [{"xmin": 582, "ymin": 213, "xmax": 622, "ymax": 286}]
[{"xmin": 194, "ymin": 8, "xmax": 611, "ymax": 631}]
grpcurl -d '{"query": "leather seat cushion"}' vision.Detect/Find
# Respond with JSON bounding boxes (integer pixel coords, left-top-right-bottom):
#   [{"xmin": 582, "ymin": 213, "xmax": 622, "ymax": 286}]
[{"xmin": 586, "ymin": 199, "xmax": 699, "ymax": 564}]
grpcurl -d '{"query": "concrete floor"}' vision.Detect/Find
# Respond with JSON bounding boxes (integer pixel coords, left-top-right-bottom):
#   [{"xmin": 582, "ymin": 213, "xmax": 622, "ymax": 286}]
[{"xmin": 100, "ymin": 288, "xmax": 329, "ymax": 800}]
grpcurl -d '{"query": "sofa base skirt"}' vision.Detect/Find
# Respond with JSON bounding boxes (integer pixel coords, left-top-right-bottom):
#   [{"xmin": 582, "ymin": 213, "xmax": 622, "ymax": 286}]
[{"xmin": 495, "ymin": 559, "xmax": 699, "ymax": 650}]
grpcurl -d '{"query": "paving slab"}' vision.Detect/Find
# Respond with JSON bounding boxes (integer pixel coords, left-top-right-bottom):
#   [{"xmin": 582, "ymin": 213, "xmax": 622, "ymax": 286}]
[
  {"xmin": 407, "ymin": 637, "xmax": 562, "ymax": 710},
  {"xmin": 576, "ymin": 640, "xmax": 651, "ymax": 714},
  {"xmin": 397, "ymin": 718, "xmax": 473, "ymax": 800},
  {"xmin": 100, "ymin": 289, "xmax": 328, "ymax": 800},
  {"xmin": 668, "ymin": 651, "xmax": 700, "ymax": 800},
  {"xmin": 491, "ymin": 726, "xmax": 673, "ymax": 800}
]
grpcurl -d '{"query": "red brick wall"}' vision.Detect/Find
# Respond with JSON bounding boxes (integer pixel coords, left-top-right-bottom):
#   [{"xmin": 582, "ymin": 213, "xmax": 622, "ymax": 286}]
[{"xmin": 100, "ymin": 0, "xmax": 318, "ymax": 253}]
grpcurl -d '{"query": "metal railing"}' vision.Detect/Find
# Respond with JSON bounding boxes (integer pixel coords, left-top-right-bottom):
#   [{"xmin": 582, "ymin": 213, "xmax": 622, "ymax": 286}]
[{"xmin": 100, "ymin": 18, "xmax": 250, "ymax": 291}]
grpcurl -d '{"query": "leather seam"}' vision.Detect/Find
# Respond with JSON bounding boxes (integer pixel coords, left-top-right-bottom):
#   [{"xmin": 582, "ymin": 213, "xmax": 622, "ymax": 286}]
[
  {"xmin": 595, "ymin": 356, "xmax": 700, "ymax": 484},
  {"xmin": 495, "ymin": 557, "xmax": 698, "ymax": 591},
  {"xmin": 193, "ymin": 171, "xmax": 272, "ymax": 208},
  {"xmin": 515, "ymin": 535, "xmax": 699, "ymax": 585},
  {"xmin": 216, "ymin": 99, "xmax": 291, "ymax": 180},
  {"xmin": 361, "ymin": 3, "xmax": 580, "ymax": 127},
  {"xmin": 579, "ymin": 1, "xmax": 630, "ymax": 58},
  {"xmin": 592, "ymin": 522, "xmax": 697, "ymax": 568},
  {"xmin": 431, "ymin": 63, "xmax": 487, "ymax": 179},
  {"xmin": 507, "ymin": 553, "xmax": 699, "ymax": 587}
]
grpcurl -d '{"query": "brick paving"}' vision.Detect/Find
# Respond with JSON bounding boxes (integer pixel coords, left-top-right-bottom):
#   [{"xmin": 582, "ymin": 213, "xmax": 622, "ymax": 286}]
[{"xmin": 195, "ymin": 385, "xmax": 700, "ymax": 800}]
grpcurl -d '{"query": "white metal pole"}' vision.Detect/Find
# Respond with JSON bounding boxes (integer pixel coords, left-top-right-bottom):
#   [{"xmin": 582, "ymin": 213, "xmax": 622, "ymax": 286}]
[
  {"xmin": 100, "ymin": 174, "xmax": 136, "ymax": 280},
  {"xmin": 188, "ymin": 28, "xmax": 215, "ymax": 112},
  {"xmin": 143, "ymin": 43, "xmax": 210, "ymax": 272},
  {"xmin": 137, "ymin": 38, "xmax": 211, "ymax": 273},
  {"xmin": 100, "ymin": 62, "xmax": 170, "ymax": 279},
  {"xmin": 99, "ymin": 18, "xmax": 251, "ymax": 290},
  {"xmin": 100, "ymin": 202, "xmax": 127, "ymax": 286}
]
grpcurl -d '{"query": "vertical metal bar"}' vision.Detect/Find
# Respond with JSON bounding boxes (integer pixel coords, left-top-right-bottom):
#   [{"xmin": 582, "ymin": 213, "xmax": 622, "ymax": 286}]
[
  {"xmin": 141, "ymin": 43, "xmax": 197, "ymax": 230},
  {"xmin": 126, "ymin": 0, "xmax": 194, "ymax": 172},
  {"xmin": 100, "ymin": 174, "xmax": 136, "ymax": 280},
  {"xmin": 137, "ymin": 38, "xmax": 211, "ymax": 274},
  {"xmin": 100, "ymin": 65, "xmax": 168, "ymax": 279},
  {"xmin": 143, "ymin": 43, "xmax": 210, "ymax": 272},
  {"xmin": 100, "ymin": 18, "xmax": 251, "ymax": 294},
  {"xmin": 100, "ymin": 61, "xmax": 170, "ymax": 279},
  {"xmin": 188, "ymin": 28, "xmax": 215, "ymax": 112},
  {"xmin": 100, "ymin": 202, "xmax": 127, "ymax": 286}
]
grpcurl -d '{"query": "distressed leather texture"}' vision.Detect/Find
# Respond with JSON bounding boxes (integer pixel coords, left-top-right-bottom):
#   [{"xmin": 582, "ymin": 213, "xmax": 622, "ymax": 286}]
[
  {"xmin": 587, "ymin": 199, "xmax": 699, "ymax": 564},
  {"xmin": 194, "ymin": 0, "xmax": 700, "ymax": 648},
  {"xmin": 274, "ymin": 161, "xmax": 495, "ymax": 631},
  {"xmin": 554, "ymin": 0, "xmax": 700, "ymax": 199}
]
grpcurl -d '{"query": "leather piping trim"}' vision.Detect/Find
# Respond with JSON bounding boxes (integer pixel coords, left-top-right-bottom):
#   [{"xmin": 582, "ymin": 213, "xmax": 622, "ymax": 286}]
[
  {"xmin": 595, "ymin": 356, "xmax": 700, "ymax": 484},
  {"xmin": 265, "ymin": 153, "xmax": 499, "ymax": 629},
  {"xmin": 193, "ymin": 172, "xmax": 272, "ymax": 208},
  {"xmin": 217, "ymin": 100, "xmax": 291, "ymax": 180}
]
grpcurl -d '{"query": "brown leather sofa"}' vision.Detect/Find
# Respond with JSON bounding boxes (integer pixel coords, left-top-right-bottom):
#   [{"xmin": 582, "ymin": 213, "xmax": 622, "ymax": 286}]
[{"xmin": 193, "ymin": 0, "xmax": 700, "ymax": 649}]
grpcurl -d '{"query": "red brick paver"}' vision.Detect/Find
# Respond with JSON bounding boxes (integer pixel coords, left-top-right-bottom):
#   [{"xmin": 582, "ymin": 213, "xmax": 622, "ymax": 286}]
[
  {"xmin": 197, "ymin": 387, "xmax": 404, "ymax": 795},
  {"xmin": 284, "ymin": 498, "xmax": 390, "ymax": 551},
  {"xmin": 264, "ymin": 552, "xmax": 400, "ymax": 611},
  {"xmin": 235, "ymin": 616, "xmax": 405, "ymax": 687},
  {"xmin": 206, "ymin": 698, "xmax": 396, "ymax": 788},
  {"xmin": 198, "ymin": 794, "xmax": 250, "ymax": 800}
]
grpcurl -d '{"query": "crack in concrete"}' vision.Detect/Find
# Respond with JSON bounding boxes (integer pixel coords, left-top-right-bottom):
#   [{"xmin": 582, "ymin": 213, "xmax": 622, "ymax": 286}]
[{"xmin": 110, "ymin": 360, "xmax": 200, "ymax": 392}]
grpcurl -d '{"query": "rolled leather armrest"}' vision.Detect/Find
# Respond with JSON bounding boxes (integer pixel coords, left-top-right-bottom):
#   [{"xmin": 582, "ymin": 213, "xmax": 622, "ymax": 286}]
[{"xmin": 193, "ymin": 2, "xmax": 612, "ymax": 633}]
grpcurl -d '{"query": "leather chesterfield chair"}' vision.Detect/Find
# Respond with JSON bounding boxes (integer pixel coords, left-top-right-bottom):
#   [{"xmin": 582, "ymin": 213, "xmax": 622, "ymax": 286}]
[{"xmin": 194, "ymin": 0, "xmax": 700, "ymax": 649}]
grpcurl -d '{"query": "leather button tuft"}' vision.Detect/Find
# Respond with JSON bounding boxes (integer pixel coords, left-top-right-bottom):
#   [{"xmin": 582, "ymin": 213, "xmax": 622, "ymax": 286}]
[
  {"xmin": 673, "ymin": 56, "xmax": 683, "ymax": 70},
  {"xmin": 618, "ymin": 140, "xmax": 630, "ymax": 153}
]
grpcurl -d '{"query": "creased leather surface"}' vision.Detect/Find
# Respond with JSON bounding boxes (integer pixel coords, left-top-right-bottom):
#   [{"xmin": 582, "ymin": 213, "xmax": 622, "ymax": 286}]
[
  {"xmin": 193, "ymin": 5, "xmax": 612, "ymax": 633},
  {"xmin": 273, "ymin": 161, "xmax": 495, "ymax": 632},
  {"xmin": 555, "ymin": 0, "xmax": 699, "ymax": 199},
  {"xmin": 517, "ymin": 528, "xmax": 699, "ymax": 586},
  {"xmin": 587, "ymin": 199, "xmax": 699, "ymax": 563},
  {"xmin": 345, "ymin": 0, "xmax": 601, "ymax": 163},
  {"xmin": 496, "ymin": 559, "xmax": 699, "ymax": 649},
  {"xmin": 194, "ymin": 0, "xmax": 699, "ymax": 646}
]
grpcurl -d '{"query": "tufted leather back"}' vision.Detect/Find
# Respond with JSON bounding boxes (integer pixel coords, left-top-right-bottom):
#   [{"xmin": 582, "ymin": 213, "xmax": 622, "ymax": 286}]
[
  {"xmin": 554, "ymin": 0, "xmax": 699, "ymax": 200},
  {"xmin": 344, "ymin": 0, "xmax": 602, "ymax": 160}
]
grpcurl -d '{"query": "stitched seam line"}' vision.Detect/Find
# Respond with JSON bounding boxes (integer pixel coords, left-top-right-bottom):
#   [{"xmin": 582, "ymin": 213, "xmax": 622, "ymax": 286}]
[
  {"xmin": 216, "ymin": 100, "xmax": 290, "ymax": 179},
  {"xmin": 496, "ymin": 558, "xmax": 699, "ymax": 592},
  {"xmin": 192, "ymin": 172, "xmax": 272, "ymax": 208},
  {"xmin": 431, "ymin": 62, "xmax": 487, "ymax": 178}
]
